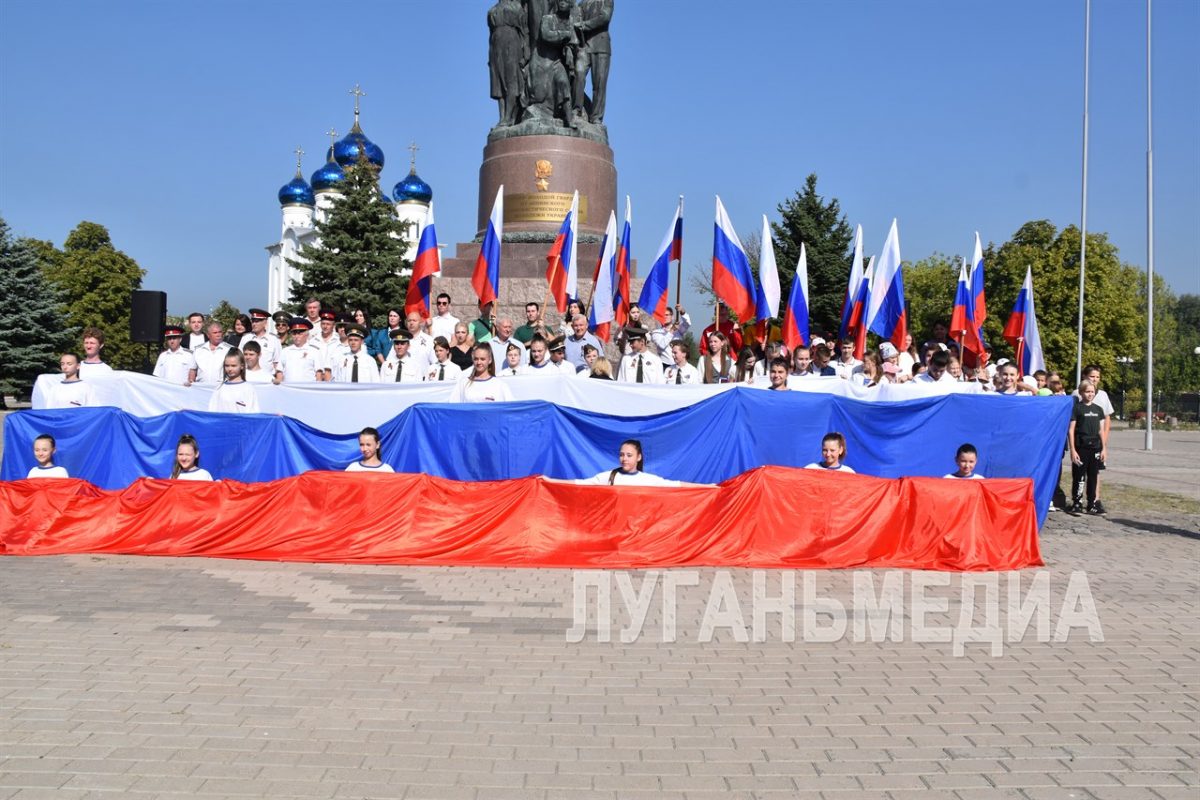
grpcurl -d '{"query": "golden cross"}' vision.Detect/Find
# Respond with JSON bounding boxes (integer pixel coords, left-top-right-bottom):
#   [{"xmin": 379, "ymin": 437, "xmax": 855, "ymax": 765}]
[
  {"xmin": 293, "ymin": 145, "xmax": 305, "ymax": 172},
  {"xmin": 349, "ymin": 84, "xmax": 366, "ymax": 117}
]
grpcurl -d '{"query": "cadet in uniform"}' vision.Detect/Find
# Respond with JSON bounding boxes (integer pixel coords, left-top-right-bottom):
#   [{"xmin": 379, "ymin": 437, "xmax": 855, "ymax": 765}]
[
  {"xmin": 313, "ymin": 310, "xmax": 345, "ymax": 380},
  {"xmin": 279, "ymin": 318, "xmax": 325, "ymax": 383},
  {"xmin": 333, "ymin": 325, "xmax": 380, "ymax": 383},
  {"xmin": 616, "ymin": 327, "xmax": 663, "ymax": 384},
  {"xmin": 239, "ymin": 308, "xmax": 283, "ymax": 376},
  {"xmin": 426, "ymin": 336, "xmax": 464, "ymax": 383},
  {"xmin": 380, "ymin": 329, "xmax": 425, "ymax": 382},
  {"xmin": 153, "ymin": 325, "xmax": 197, "ymax": 385}
]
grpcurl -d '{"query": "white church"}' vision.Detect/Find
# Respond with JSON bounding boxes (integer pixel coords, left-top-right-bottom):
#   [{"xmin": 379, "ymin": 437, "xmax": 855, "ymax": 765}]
[{"xmin": 266, "ymin": 96, "xmax": 433, "ymax": 311}]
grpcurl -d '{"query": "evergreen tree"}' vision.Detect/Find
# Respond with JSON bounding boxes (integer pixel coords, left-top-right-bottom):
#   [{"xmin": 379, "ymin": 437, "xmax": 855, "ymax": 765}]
[
  {"xmin": 209, "ymin": 299, "xmax": 241, "ymax": 333},
  {"xmin": 288, "ymin": 153, "xmax": 412, "ymax": 315},
  {"xmin": 40, "ymin": 221, "xmax": 146, "ymax": 370},
  {"xmin": 770, "ymin": 174, "xmax": 854, "ymax": 337},
  {"xmin": 0, "ymin": 219, "xmax": 75, "ymax": 405}
]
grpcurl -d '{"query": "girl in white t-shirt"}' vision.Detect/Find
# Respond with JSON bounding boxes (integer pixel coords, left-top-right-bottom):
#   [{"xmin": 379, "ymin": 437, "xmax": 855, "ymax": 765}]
[
  {"xmin": 346, "ymin": 426, "xmax": 395, "ymax": 473},
  {"xmin": 805, "ymin": 432, "xmax": 856, "ymax": 473},
  {"xmin": 450, "ymin": 344, "xmax": 515, "ymax": 403},
  {"xmin": 27, "ymin": 434, "xmax": 69, "ymax": 479},
  {"xmin": 208, "ymin": 351, "xmax": 260, "ymax": 413},
  {"xmin": 171, "ymin": 434, "xmax": 214, "ymax": 481},
  {"xmin": 577, "ymin": 439, "xmax": 683, "ymax": 486}
]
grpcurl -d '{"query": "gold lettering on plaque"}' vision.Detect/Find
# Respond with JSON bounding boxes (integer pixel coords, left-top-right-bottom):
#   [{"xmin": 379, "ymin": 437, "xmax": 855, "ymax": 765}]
[
  {"xmin": 505, "ymin": 193, "xmax": 589, "ymax": 224},
  {"xmin": 534, "ymin": 160, "xmax": 553, "ymax": 191}
]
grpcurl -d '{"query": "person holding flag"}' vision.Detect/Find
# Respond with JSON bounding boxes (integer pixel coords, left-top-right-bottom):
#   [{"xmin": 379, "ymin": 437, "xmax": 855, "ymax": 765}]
[{"xmin": 545, "ymin": 191, "xmax": 580, "ymax": 313}]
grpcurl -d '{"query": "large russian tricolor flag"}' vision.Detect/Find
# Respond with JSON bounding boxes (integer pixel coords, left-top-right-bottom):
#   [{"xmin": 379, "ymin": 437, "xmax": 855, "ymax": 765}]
[
  {"xmin": 865, "ymin": 219, "xmax": 908, "ymax": 349},
  {"xmin": 405, "ymin": 202, "xmax": 440, "ymax": 318},
  {"xmin": 782, "ymin": 243, "xmax": 810, "ymax": 351},
  {"xmin": 472, "ymin": 186, "xmax": 504, "ymax": 308},
  {"xmin": 711, "ymin": 196, "xmax": 756, "ymax": 322},
  {"xmin": 637, "ymin": 197, "xmax": 683, "ymax": 323},
  {"xmin": 588, "ymin": 210, "xmax": 618, "ymax": 342},
  {"xmin": 839, "ymin": 224, "xmax": 865, "ymax": 342},
  {"xmin": 613, "ymin": 197, "xmax": 632, "ymax": 327},
  {"xmin": 545, "ymin": 191, "xmax": 579, "ymax": 313},
  {"xmin": 1002, "ymin": 266, "xmax": 1046, "ymax": 375}
]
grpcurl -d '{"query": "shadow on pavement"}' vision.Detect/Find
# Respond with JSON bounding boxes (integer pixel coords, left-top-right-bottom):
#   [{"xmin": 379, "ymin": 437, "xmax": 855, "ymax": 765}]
[{"xmin": 1109, "ymin": 517, "xmax": 1200, "ymax": 540}]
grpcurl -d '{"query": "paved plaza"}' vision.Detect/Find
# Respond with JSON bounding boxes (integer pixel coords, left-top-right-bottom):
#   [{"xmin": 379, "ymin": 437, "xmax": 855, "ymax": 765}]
[{"xmin": 1, "ymin": 428, "xmax": 1197, "ymax": 799}]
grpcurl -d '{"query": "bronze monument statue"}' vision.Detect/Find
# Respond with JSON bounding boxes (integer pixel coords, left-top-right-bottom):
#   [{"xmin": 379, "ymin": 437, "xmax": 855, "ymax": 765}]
[{"xmin": 487, "ymin": 0, "xmax": 613, "ymax": 144}]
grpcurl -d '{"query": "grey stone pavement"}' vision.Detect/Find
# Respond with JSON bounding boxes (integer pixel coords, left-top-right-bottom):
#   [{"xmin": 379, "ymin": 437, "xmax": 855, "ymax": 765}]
[{"xmin": 1, "ymin": 421, "xmax": 1198, "ymax": 799}]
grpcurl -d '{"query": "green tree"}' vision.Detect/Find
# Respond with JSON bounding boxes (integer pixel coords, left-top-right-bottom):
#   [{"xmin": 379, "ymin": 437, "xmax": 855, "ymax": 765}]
[
  {"xmin": 209, "ymin": 299, "xmax": 240, "ymax": 334},
  {"xmin": 984, "ymin": 221, "xmax": 1141, "ymax": 381},
  {"xmin": 902, "ymin": 253, "xmax": 959, "ymax": 345},
  {"xmin": 288, "ymin": 153, "xmax": 411, "ymax": 315},
  {"xmin": 0, "ymin": 219, "xmax": 75, "ymax": 405},
  {"xmin": 770, "ymin": 174, "xmax": 854, "ymax": 337},
  {"xmin": 40, "ymin": 221, "xmax": 145, "ymax": 370}
]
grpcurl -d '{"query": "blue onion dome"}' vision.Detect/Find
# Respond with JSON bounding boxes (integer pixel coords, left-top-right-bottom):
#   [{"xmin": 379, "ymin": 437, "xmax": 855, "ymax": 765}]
[
  {"xmin": 310, "ymin": 156, "xmax": 345, "ymax": 193},
  {"xmin": 393, "ymin": 168, "xmax": 433, "ymax": 205},
  {"xmin": 333, "ymin": 122, "xmax": 385, "ymax": 169},
  {"xmin": 278, "ymin": 169, "xmax": 314, "ymax": 206}
]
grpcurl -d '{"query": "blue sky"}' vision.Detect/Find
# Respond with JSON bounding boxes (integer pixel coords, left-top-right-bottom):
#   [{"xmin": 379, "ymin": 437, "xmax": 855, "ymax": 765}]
[{"xmin": 1, "ymin": 0, "xmax": 1196, "ymax": 321}]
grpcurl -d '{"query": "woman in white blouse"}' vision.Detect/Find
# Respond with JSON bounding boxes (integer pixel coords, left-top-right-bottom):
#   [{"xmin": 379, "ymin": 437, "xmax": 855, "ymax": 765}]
[{"xmin": 576, "ymin": 440, "xmax": 683, "ymax": 486}]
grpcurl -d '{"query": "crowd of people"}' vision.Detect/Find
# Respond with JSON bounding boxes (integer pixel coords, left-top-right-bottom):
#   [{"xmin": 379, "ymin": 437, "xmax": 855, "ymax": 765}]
[{"xmin": 30, "ymin": 295, "xmax": 1114, "ymax": 515}]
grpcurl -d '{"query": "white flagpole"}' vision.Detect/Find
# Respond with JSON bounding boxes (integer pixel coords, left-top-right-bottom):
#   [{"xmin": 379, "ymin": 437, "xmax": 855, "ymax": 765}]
[
  {"xmin": 1145, "ymin": 0, "xmax": 1155, "ymax": 450},
  {"xmin": 1075, "ymin": 0, "xmax": 1091, "ymax": 388}
]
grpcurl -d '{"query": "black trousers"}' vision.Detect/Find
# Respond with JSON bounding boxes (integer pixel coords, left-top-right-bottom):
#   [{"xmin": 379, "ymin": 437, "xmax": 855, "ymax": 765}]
[{"xmin": 1072, "ymin": 443, "xmax": 1102, "ymax": 506}]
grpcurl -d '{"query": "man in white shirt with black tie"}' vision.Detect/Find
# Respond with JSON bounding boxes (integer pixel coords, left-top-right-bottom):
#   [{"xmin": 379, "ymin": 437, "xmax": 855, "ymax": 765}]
[
  {"xmin": 617, "ymin": 327, "xmax": 663, "ymax": 384},
  {"xmin": 381, "ymin": 329, "xmax": 425, "ymax": 383},
  {"xmin": 332, "ymin": 325, "xmax": 379, "ymax": 383}
]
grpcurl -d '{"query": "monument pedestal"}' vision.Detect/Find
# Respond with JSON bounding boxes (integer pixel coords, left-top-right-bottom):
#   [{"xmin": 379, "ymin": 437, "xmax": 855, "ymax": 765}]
[{"xmin": 476, "ymin": 134, "xmax": 617, "ymax": 239}]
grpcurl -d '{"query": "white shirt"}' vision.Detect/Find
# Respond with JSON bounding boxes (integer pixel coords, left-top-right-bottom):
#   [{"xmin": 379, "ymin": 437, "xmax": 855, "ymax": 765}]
[
  {"xmin": 381, "ymin": 355, "xmax": 425, "ymax": 383},
  {"xmin": 648, "ymin": 313, "xmax": 692, "ymax": 365},
  {"xmin": 617, "ymin": 352, "xmax": 664, "ymax": 384},
  {"xmin": 943, "ymin": 473, "xmax": 984, "ymax": 480},
  {"xmin": 280, "ymin": 342, "xmax": 325, "ymax": 383},
  {"xmin": 175, "ymin": 467, "xmax": 214, "ymax": 481},
  {"xmin": 346, "ymin": 461, "xmax": 395, "ymax": 473},
  {"xmin": 78, "ymin": 360, "xmax": 113, "ymax": 379},
  {"xmin": 914, "ymin": 371, "xmax": 955, "ymax": 384},
  {"xmin": 333, "ymin": 350, "xmax": 380, "ymax": 383},
  {"xmin": 525, "ymin": 358, "xmax": 569, "ymax": 376},
  {"xmin": 450, "ymin": 374, "xmax": 514, "ymax": 403},
  {"xmin": 192, "ymin": 341, "xmax": 232, "ymax": 384},
  {"xmin": 153, "ymin": 348, "xmax": 196, "ymax": 385},
  {"xmin": 667, "ymin": 364, "xmax": 700, "ymax": 386},
  {"xmin": 426, "ymin": 360, "xmax": 464, "ymax": 383},
  {"xmin": 239, "ymin": 332, "xmax": 283, "ymax": 373},
  {"xmin": 44, "ymin": 379, "xmax": 97, "ymax": 409},
  {"xmin": 576, "ymin": 469, "xmax": 681, "ymax": 487},
  {"xmin": 27, "ymin": 465, "xmax": 70, "ymax": 479},
  {"xmin": 430, "ymin": 313, "xmax": 460, "ymax": 343},
  {"xmin": 245, "ymin": 366, "xmax": 274, "ymax": 383},
  {"xmin": 804, "ymin": 462, "xmax": 856, "ymax": 473},
  {"xmin": 498, "ymin": 363, "xmax": 525, "ymax": 377},
  {"xmin": 314, "ymin": 334, "xmax": 346, "ymax": 373},
  {"xmin": 207, "ymin": 381, "xmax": 260, "ymax": 413},
  {"xmin": 833, "ymin": 357, "xmax": 862, "ymax": 379},
  {"xmin": 405, "ymin": 331, "xmax": 437, "ymax": 371}
]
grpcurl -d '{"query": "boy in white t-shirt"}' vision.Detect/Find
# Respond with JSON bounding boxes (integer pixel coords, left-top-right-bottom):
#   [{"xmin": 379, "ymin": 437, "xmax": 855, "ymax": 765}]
[{"xmin": 944, "ymin": 443, "xmax": 984, "ymax": 479}]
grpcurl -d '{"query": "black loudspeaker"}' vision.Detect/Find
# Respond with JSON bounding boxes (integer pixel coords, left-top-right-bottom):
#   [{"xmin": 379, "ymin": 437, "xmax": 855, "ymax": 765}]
[{"xmin": 130, "ymin": 290, "xmax": 167, "ymax": 343}]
